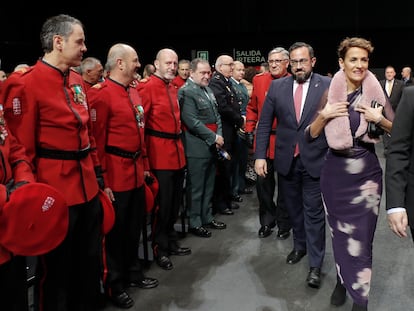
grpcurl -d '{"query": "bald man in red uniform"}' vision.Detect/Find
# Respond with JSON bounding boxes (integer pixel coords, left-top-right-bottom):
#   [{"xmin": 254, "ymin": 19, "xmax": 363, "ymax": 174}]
[
  {"xmin": 88, "ymin": 43, "xmax": 158, "ymax": 309},
  {"xmin": 137, "ymin": 48, "xmax": 191, "ymax": 271}
]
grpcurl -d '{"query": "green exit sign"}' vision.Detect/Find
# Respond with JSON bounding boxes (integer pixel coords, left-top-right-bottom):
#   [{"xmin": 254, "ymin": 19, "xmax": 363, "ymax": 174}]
[{"xmin": 197, "ymin": 51, "xmax": 209, "ymax": 61}]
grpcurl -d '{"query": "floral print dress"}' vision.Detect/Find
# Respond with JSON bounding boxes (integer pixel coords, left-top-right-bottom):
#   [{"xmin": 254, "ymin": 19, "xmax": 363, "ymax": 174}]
[{"xmin": 320, "ymin": 89, "xmax": 382, "ymax": 307}]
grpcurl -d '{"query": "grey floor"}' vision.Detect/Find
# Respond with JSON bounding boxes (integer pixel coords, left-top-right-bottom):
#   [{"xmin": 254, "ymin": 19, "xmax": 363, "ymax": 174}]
[{"xmin": 102, "ymin": 143, "xmax": 414, "ymax": 311}]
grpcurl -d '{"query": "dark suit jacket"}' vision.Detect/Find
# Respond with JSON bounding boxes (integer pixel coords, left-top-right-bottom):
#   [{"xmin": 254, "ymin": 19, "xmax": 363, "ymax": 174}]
[
  {"xmin": 403, "ymin": 77, "xmax": 414, "ymax": 86},
  {"xmin": 379, "ymin": 78, "xmax": 405, "ymax": 111},
  {"xmin": 255, "ymin": 73, "xmax": 331, "ymax": 178},
  {"xmin": 209, "ymin": 71, "xmax": 244, "ymax": 151},
  {"xmin": 386, "ymin": 85, "xmax": 414, "ymax": 225}
]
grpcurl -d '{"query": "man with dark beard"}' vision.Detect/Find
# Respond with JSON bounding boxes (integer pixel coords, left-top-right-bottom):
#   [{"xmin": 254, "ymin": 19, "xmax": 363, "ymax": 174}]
[{"xmin": 255, "ymin": 42, "xmax": 331, "ymax": 289}]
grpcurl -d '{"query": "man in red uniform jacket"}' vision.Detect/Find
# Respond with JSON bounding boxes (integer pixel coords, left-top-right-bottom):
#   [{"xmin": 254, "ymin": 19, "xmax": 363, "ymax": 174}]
[
  {"xmin": 137, "ymin": 48, "xmax": 191, "ymax": 271},
  {"xmin": 88, "ymin": 43, "xmax": 158, "ymax": 309},
  {"xmin": 0, "ymin": 122, "xmax": 35, "ymax": 311},
  {"xmin": 171, "ymin": 59, "xmax": 190, "ymax": 89},
  {"xmin": 1, "ymin": 14, "xmax": 103, "ymax": 311},
  {"xmin": 245, "ymin": 47, "xmax": 292, "ymax": 240}
]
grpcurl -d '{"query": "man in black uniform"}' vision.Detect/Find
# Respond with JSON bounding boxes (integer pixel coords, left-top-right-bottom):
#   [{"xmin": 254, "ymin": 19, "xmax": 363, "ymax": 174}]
[{"xmin": 209, "ymin": 55, "xmax": 245, "ymax": 215}]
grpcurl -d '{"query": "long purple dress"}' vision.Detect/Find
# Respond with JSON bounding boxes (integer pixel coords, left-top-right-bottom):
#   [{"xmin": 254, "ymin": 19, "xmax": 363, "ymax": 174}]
[{"xmin": 320, "ymin": 89, "xmax": 382, "ymax": 307}]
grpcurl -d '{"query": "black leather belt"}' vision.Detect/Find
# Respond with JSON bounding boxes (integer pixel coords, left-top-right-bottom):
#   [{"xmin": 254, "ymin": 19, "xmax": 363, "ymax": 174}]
[
  {"xmin": 37, "ymin": 146, "xmax": 90, "ymax": 160},
  {"xmin": 105, "ymin": 145, "xmax": 141, "ymax": 159},
  {"xmin": 145, "ymin": 128, "xmax": 182, "ymax": 140}
]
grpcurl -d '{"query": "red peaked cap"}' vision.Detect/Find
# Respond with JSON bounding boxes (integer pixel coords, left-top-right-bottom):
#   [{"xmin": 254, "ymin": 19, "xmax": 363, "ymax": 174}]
[
  {"xmin": 99, "ymin": 189, "xmax": 115, "ymax": 234},
  {"xmin": 145, "ymin": 173, "xmax": 159, "ymax": 213},
  {"xmin": 0, "ymin": 183, "xmax": 68, "ymax": 256}
]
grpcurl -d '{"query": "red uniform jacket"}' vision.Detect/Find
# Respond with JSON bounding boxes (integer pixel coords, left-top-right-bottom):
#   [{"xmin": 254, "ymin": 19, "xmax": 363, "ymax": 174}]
[
  {"xmin": 137, "ymin": 75, "xmax": 186, "ymax": 170},
  {"xmin": 88, "ymin": 78, "xmax": 149, "ymax": 191},
  {"xmin": 0, "ymin": 128, "xmax": 35, "ymax": 264},
  {"xmin": 171, "ymin": 76, "xmax": 186, "ymax": 89},
  {"xmin": 1, "ymin": 60, "xmax": 100, "ymax": 206},
  {"xmin": 246, "ymin": 72, "xmax": 291, "ymax": 159}
]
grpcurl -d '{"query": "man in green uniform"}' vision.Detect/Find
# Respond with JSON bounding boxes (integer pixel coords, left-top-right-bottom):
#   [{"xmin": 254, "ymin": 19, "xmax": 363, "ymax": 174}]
[{"xmin": 179, "ymin": 58, "xmax": 227, "ymax": 238}]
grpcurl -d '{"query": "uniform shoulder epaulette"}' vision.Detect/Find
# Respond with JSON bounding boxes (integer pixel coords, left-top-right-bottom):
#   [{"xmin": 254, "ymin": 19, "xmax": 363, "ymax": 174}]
[
  {"xmin": 92, "ymin": 82, "xmax": 105, "ymax": 89},
  {"xmin": 139, "ymin": 78, "xmax": 150, "ymax": 84},
  {"xmin": 15, "ymin": 66, "xmax": 32, "ymax": 75},
  {"xmin": 16, "ymin": 66, "xmax": 34, "ymax": 77}
]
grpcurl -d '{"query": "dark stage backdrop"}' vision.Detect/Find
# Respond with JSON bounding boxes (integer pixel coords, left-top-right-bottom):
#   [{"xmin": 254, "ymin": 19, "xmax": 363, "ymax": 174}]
[{"xmin": 1, "ymin": 2, "xmax": 413, "ymax": 78}]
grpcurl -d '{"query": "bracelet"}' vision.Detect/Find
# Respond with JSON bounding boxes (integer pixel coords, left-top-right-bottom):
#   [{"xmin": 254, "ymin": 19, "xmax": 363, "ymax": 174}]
[{"xmin": 375, "ymin": 115, "xmax": 384, "ymax": 125}]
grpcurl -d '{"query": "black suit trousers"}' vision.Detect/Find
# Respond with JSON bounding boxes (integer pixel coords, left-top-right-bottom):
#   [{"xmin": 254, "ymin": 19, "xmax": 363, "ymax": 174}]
[{"xmin": 256, "ymin": 158, "xmax": 291, "ymax": 230}]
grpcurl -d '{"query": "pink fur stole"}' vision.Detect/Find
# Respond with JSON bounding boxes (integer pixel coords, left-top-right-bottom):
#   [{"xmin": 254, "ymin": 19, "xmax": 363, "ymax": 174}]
[{"xmin": 324, "ymin": 70, "xmax": 386, "ymax": 150}]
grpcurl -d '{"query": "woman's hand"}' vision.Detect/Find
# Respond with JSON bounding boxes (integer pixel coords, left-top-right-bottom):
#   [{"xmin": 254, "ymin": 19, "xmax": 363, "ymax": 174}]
[
  {"xmin": 355, "ymin": 103, "xmax": 383, "ymax": 123},
  {"xmin": 319, "ymin": 101, "xmax": 349, "ymax": 121}
]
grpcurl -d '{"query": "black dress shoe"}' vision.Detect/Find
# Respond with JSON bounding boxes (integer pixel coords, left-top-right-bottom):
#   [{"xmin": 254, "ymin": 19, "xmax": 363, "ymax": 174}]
[
  {"xmin": 231, "ymin": 194, "xmax": 243, "ymax": 202},
  {"xmin": 258, "ymin": 225, "xmax": 273, "ymax": 238},
  {"xmin": 231, "ymin": 202, "xmax": 240, "ymax": 209},
  {"xmin": 129, "ymin": 277, "xmax": 159, "ymax": 289},
  {"xmin": 239, "ymin": 187, "xmax": 253, "ymax": 194},
  {"xmin": 204, "ymin": 219, "xmax": 226, "ymax": 229},
  {"xmin": 189, "ymin": 226, "xmax": 212, "ymax": 238},
  {"xmin": 110, "ymin": 291, "xmax": 134, "ymax": 309},
  {"xmin": 351, "ymin": 302, "xmax": 367, "ymax": 311},
  {"xmin": 286, "ymin": 249, "xmax": 307, "ymax": 264},
  {"xmin": 156, "ymin": 255, "xmax": 173, "ymax": 270},
  {"xmin": 306, "ymin": 267, "xmax": 321, "ymax": 288},
  {"xmin": 220, "ymin": 208, "xmax": 234, "ymax": 215},
  {"xmin": 330, "ymin": 281, "xmax": 347, "ymax": 306},
  {"xmin": 169, "ymin": 246, "xmax": 192, "ymax": 256},
  {"xmin": 276, "ymin": 229, "xmax": 291, "ymax": 240}
]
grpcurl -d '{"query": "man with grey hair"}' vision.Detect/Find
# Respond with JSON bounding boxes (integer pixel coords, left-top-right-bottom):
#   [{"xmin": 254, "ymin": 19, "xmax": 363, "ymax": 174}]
[
  {"xmin": 209, "ymin": 54, "xmax": 245, "ymax": 215},
  {"xmin": 80, "ymin": 57, "xmax": 104, "ymax": 90},
  {"xmin": 246, "ymin": 47, "xmax": 292, "ymax": 239},
  {"xmin": 1, "ymin": 14, "xmax": 103, "ymax": 310},
  {"xmin": 401, "ymin": 66, "xmax": 413, "ymax": 85}
]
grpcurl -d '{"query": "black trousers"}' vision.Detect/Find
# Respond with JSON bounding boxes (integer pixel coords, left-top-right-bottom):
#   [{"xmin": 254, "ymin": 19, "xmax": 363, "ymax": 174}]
[
  {"xmin": 0, "ymin": 255, "xmax": 28, "ymax": 311},
  {"xmin": 152, "ymin": 169, "xmax": 185, "ymax": 257},
  {"xmin": 256, "ymin": 158, "xmax": 291, "ymax": 231},
  {"xmin": 36, "ymin": 195, "xmax": 102, "ymax": 311},
  {"xmin": 104, "ymin": 187, "xmax": 145, "ymax": 295}
]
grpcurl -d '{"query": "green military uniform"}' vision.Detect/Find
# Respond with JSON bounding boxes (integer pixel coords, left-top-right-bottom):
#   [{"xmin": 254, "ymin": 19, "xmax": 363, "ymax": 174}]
[{"xmin": 178, "ymin": 78, "xmax": 223, "ymax": 228}]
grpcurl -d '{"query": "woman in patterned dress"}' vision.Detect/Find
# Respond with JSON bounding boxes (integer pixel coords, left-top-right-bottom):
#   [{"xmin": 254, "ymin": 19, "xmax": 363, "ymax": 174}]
[{"xmin": 305, "ymin": 37, "xmax": 394, "ymax": 311}]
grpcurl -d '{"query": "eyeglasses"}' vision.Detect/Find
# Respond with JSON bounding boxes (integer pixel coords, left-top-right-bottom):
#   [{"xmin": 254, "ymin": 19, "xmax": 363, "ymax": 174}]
[
  {"xmin": 289, "ymin": 58, "xmax": 310, "ymax": 67},
  {"xmin": 268, "ymin": 59, "xmax": 288, "ymax": 65},
  {"xmin": 222, "ymin": 63, "xmax": 234, "ymax": 67}
]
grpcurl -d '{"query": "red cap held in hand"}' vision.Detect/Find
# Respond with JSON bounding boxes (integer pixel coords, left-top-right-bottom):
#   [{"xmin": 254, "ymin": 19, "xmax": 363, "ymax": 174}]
[
  {"xmin": 99, "ymin": 189, "xmax": 115, "ymax": 234},
  {"xmin": 0, "ymin": 182, "xmax": 68, "ymax": 256},
  {"xmin": 145, "ymin": 173, "xmax": 159, "ymax": 213}
]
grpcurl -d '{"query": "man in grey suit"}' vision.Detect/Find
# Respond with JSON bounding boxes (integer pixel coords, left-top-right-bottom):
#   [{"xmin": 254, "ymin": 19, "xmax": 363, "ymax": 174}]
[
  {"xmin": 379, "ymin": 65, "xmax": 405, "ymax": 156},
  {"xmin": 178, "ymin": 58, "xmax": 227, "ymax": 238},
  {"xmin": 255, "ymin": 42, "xmax": 331, "ymax": 289},
  {"xmin": 386, "ymin": 85, "xmax": 414, "ymax": 243}
]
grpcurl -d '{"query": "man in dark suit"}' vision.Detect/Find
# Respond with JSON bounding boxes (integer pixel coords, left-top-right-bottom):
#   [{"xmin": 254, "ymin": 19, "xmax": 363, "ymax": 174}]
[
  {"xmin": 255, "ymin": 42, "xmax": 331, "ymax": 289},
  {"xmin": 179, "ymin": 58, "xmax": 227, "ymax": 238},
  {"xmin": 401, "ymin": 66, "xmax": 414, "ymax": 85},
  {"xmin": 386, "ymin": 85, "xmax": 414, "ymax": 243},
  {"xmin": 379, "ymin": 65, "xmax": 405, "ymax": 156},
  {"xmin": 209, "ymin": 54, "xmax": 245, "ymax": 215}
]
